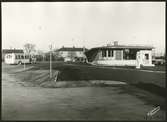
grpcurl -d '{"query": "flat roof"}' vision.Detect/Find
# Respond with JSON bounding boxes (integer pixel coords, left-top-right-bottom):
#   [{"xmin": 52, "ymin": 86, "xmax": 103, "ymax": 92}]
[
  {"xmin": 2, "ymin": 49, "xmax": 24, "ymax": 53},
  {"xmin": 90, "ymin": 45, "xmax": 154, "ymax": 50},
  {"xmin": 58, "ymin": 47, "xmax": 88, "ymax": 52}
]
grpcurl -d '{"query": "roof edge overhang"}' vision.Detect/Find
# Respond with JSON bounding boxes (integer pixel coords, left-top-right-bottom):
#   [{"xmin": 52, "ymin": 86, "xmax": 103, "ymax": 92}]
[{"xmin": 89, "ymin": 46, "xmax": 154, "ymax": 50}]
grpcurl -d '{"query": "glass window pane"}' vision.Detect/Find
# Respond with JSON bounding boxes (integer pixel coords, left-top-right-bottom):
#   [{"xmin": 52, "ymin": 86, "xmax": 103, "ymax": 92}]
[
  {"xmin": 102, "ymin": 50, "xmax": 107, "ymax": 57},
  {"xmin": 145, "ymin": 54, "xmax": 149, "ymax": 60},
  {"xmin": 108, "ymin": 50, "xmax": 111, "ymax": 57}
]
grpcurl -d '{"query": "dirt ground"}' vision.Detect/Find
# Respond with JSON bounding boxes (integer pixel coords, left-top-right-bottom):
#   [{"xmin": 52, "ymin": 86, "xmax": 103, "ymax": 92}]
[{"xmin": 2, "ymin": 63, "xmax": 166, "ymax": 120}]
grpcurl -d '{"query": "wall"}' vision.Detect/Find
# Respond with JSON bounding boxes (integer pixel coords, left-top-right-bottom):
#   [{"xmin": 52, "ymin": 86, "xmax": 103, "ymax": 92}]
[
  {"xmin": 59, "ymin": 51, "xmax": 86, "ymax": 58},
  {"xmin": 59, "ymin": 51, "xmax": 68, "ymax": 58},
  {"xmin": 93, "ymin": 60, "xmax": 136, "ymax": 66},
  {"xmin": 137, "ymin": 50, "xmax": 154, "ymax": 66},
  {"xmin": 91, "ymin": 49, "xmax": 154, "ymax": 67},
  {"xmin": 75, "ymin": 51, "xmax": 85, "ymax": 57}
]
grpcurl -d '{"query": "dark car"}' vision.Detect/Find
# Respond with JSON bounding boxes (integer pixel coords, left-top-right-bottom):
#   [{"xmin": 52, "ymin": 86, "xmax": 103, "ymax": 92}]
[{"xmin": 152, "ymin": 56, "xmax": 165, "ymax": 65}]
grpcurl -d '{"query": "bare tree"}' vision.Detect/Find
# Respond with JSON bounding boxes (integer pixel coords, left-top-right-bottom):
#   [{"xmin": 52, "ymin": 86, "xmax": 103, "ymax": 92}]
[
  {"xmin": 36, "ymin": 50, "xmax": 45, "ymax": 61},
  {"xmin": 53, "ymin": 49, "xmax": 60, "ymax": 58},
  {"xmin": 24, "ymin": 43, "xmax": 36, "ymax": 55},
  {"xmin": 23, "ymin": 43, "xmax": 36, "ymax": 62}
]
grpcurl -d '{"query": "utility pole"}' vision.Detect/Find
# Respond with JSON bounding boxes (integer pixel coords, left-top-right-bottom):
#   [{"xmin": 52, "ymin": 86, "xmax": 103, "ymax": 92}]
[
  {"xmin": 49, "ymin": 44, "xmax": 52, "ymax": 78},
  {"xmin": 43, "ymin": 53, "xmax": 45, "ymax": 62},
  {"xmin": 24, "ymin": 50, "xmax": 26, "ymax": 70}
]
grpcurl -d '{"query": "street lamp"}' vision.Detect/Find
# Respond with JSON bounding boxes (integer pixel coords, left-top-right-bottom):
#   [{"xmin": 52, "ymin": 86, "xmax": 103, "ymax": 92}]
[{"xmin": 49, "ymin": 44, "xmax": 52, "ymax": 78}]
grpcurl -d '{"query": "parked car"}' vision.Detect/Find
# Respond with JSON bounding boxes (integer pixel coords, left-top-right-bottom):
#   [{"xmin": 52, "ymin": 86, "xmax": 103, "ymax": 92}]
[
  {"xmin": 152, "ymin": 56, "xmax": 165, "ymax": 65},
  {"xmin": 30, "ymin": 57, "xmax": 37, "ymax": 64},
  {"xmin": 64, "ymin": 57, "xmax": 73, "ymax": 62}
]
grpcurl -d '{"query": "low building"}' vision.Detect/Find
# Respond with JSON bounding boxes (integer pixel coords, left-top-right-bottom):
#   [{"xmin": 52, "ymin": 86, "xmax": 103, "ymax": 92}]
[
  {"xmin": 85, "ymin": 41, "xmax": 155, "ymax": 67},
  {"xmin": 57, "ymin": 46, "xmax": 88, "ymax": 62}
]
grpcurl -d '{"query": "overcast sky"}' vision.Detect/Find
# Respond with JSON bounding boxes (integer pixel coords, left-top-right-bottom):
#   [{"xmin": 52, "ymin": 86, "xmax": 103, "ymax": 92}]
[{"xmin": 2, "ymin": 2, "xmax": 165, "ymax": 53}]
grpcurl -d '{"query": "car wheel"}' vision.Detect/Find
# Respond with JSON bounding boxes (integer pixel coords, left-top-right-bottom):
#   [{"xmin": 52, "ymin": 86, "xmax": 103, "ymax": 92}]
[{"xmin": 18, "ymin": 61, "xmax": 22, "ymax": 65}]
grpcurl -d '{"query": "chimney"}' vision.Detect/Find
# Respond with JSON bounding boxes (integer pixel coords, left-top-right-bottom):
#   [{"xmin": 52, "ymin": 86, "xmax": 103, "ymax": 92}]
[
  {"xmin": 83, "ymin": 46, "xmax": 85, "ymax": 52},
  {"xmin": 114, "ymin": 41, "xmax": 118, "ymax": 46},
  {"xmin": 107, "ymin": 42, "xmax": 112, "ymax": 46}
]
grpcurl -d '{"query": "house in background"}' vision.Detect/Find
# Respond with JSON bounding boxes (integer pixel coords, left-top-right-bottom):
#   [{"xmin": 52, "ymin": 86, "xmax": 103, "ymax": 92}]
[
  {"xmin": 85, "ymin": 41, "xmax": 155, "ymax": 68},
  {"xmin": 2, "ymin": 49, "xmax": 24, "ymax": 62},
  {"xmin": 57, "ymin": 46, "xmax": 88, "ymax": 62}
]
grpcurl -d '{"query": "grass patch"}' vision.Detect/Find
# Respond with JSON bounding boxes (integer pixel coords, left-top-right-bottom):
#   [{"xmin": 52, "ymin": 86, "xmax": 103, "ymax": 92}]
[
  {"xmin": 132, "ymin": 83, "xmax": 166, "ymax": 98},
  {"xmin": 140, "ymin": 65, "xmax": 166, "ymax": 71},
  {"xmin": 118, "ymin": 84, "xmax": 166, "ymax": 111},
  {"xmin": 3, "ymin": 62, "xmax": 165, "ymax": 97},
  {"xmin": 13, "ymin": 69, "xmax": 59, "ymax": 87}
]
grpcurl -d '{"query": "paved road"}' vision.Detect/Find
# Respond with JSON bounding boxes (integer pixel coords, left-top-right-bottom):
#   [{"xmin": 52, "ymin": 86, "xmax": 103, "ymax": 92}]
[{"xmin": 2, "ymin": 72, "xmax": 165, "ymax": 120}]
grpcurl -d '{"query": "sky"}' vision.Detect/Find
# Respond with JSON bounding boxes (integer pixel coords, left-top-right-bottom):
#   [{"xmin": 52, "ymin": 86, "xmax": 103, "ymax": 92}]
[{"xmin": 2, "ymin": 2, "xmax": 165, "ymax": 54}]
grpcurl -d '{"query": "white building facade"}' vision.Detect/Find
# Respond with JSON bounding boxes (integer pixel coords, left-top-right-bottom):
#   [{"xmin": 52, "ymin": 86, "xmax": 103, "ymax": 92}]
[
  {"xmin": 85, "ymin": 42, "xmax": 154, "ymax": 67},
  {"xmin": 57, "ymin": 47, "xmax": 87, "ymax": 62}
]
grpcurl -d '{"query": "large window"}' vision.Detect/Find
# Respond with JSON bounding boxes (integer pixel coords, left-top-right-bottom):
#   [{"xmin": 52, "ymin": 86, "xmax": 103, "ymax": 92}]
[
  {"xmin": 7, "ymin": 55, "xmax": 12, "ymax": 59},
  {"xmin": 115, "ymin": 50, "xmax": 122, "ymax": 60},
  {"xmin": 102, "ymin": 50, "xmax": 107, "ymax": 57},
  {"xmin": 123, "ymin": 49, "xmax": 137, "ymax": 60},
  {"xmin": 108, "ymin": 50, "xmax": 113, "ymax": 57},
  {"xmin": 15, "ymin": 55, "xmax": 18, "ymax": 59}
]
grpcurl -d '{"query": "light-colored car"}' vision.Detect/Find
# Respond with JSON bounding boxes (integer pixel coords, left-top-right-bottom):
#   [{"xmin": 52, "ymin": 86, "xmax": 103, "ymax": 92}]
[
  {"xmin": 31, "ymin": 57, "xmax": 37, "ymax": 64},
  {"xmin": 64, "ymin": 57, "xmax": 72, "ymax": 62}
]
